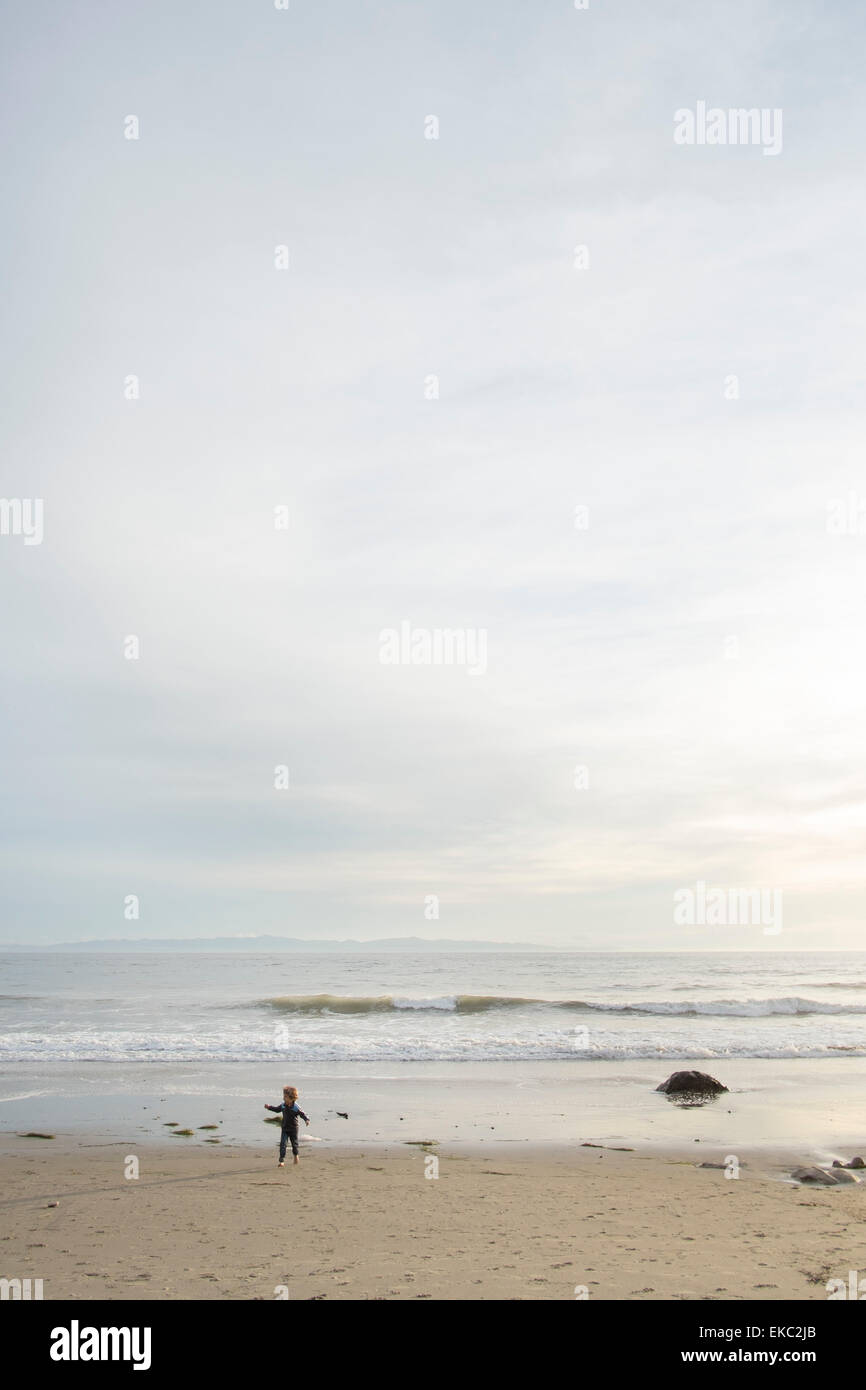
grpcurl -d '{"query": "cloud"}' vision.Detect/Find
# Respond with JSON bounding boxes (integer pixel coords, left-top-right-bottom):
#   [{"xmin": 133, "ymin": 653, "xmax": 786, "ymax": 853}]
[{"xmin": 1, "ymin": 0, "xmax": 864, "ymax": 946}]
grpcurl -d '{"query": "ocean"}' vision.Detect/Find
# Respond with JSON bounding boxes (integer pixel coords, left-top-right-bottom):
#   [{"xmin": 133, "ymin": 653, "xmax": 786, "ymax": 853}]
[
  {"xmin": 3, "ymin": 951, "xmax": 865, "ymax": 1154},
  {"xmin": 2, "ymin": 950, "xmax": 865, "ymax": 1064}
]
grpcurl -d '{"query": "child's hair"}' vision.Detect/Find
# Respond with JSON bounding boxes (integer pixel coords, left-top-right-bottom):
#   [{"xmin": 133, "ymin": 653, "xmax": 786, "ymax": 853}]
[{"xmin": 284, "ymin": 1086, "xmax": 298, "ymax": 1101}]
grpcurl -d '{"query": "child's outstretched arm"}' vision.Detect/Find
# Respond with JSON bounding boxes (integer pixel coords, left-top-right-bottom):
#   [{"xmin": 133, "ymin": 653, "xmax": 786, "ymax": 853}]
[
  {"xmin": 297, "ymin": 1108, "xmax": 310, "ymax": 1125},
  {"xmin": 264, "ymin": 1103, "xmax": 282, "ymax": 1112}
]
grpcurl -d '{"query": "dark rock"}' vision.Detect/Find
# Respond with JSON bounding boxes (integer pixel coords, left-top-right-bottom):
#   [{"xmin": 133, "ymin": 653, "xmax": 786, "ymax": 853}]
[
  {"xmin": 656, "ymin": 1071, "xmax": 728, "ymax": 1095},
  {"xmin": 850, "ymin": 1156, "xmax": 865, "ymax": 1169}
]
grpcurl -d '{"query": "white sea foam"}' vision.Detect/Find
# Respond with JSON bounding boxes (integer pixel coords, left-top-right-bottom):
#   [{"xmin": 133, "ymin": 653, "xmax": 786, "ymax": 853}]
[
  {"xmin": 391, "ymin": 995, "xmax": 457, "ymax": 1010},
  {"xmin": 1, "ymin": 1030, "xmax": 864, "ymax": 1063}
]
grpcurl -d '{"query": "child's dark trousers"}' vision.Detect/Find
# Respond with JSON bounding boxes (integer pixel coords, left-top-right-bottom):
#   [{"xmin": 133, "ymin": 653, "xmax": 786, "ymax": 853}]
[{"xmin": 279, "ymin": 1120, "xmax": 299, "ymax": 1160}]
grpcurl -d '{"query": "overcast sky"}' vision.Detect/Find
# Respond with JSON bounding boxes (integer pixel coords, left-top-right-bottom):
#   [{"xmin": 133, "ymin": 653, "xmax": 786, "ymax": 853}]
[{"xmin": 2, "ymin": 1, "xmax": 865, "ymax": 949}]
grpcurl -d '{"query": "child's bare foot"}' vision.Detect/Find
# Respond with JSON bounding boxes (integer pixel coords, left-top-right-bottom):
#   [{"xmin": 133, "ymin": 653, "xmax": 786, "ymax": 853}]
[
  {"xmin": 278, "ymin": 1161, "xmax": 284, "ymax": 1167},
  {"xmin": 293, "ymin": 1155, "xmax": 300, "ymax": 1165}
]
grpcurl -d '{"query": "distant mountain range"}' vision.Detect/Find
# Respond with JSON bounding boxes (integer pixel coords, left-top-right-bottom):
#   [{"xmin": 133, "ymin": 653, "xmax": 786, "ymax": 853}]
[{"xmin": 2, "ymin": 935, "xmax": 540, "ymax": 953}]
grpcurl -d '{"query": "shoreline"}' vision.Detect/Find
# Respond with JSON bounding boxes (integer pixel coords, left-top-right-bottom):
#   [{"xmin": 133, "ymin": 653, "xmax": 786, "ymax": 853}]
[{"xmin": 3, "ymin": 1056, "xmax": 866, "ymax": 1161}]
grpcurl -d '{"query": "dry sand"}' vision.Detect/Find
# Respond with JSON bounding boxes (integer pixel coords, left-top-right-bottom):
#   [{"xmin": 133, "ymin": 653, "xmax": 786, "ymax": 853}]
[{"xmin": 3, "ymin": 1135, "xmax": 864, "ymax": 1301}]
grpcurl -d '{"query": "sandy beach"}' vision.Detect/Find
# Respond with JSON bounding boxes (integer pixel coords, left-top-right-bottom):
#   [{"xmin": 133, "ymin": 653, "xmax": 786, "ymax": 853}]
[
  {"xmin": 2, "ymin": 1134, "xmax": 863, "ymax": 1301},
  {"xmin": 4, "ymin": 955, "xmax": 866, "ymax": 1303}
]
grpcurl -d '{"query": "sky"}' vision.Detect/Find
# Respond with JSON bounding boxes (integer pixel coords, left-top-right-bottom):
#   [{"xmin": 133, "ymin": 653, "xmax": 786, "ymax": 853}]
[{"xmin": 1, "ymin": 0, "xmax": 865, "ymax": 950}]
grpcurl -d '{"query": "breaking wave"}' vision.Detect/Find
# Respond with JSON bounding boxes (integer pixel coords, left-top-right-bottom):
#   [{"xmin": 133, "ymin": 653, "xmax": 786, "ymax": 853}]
[
  {"xmin": 258, "ymin": 993, "xmax": 866, "ymax": 1018},
  {"xmin": 260, "ymin": 994, "xmax": 535, "ymax": 1014}
]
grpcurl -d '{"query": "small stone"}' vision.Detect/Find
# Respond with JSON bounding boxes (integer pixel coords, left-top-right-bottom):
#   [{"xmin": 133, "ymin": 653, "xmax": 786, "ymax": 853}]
[
  {"xmin": 829, "ymin": 1167, "xmax": 859, "ymax": 1184},
  {"xmin": 791, "ymin": 1166, "xmax": 840, "ymax": 1186}
]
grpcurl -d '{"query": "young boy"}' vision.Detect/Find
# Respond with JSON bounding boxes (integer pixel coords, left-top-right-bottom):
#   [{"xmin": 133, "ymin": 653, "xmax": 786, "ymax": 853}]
[{"xmin": 265, "ymin": 1085, "xmax": 310, "ymax": 1166}]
